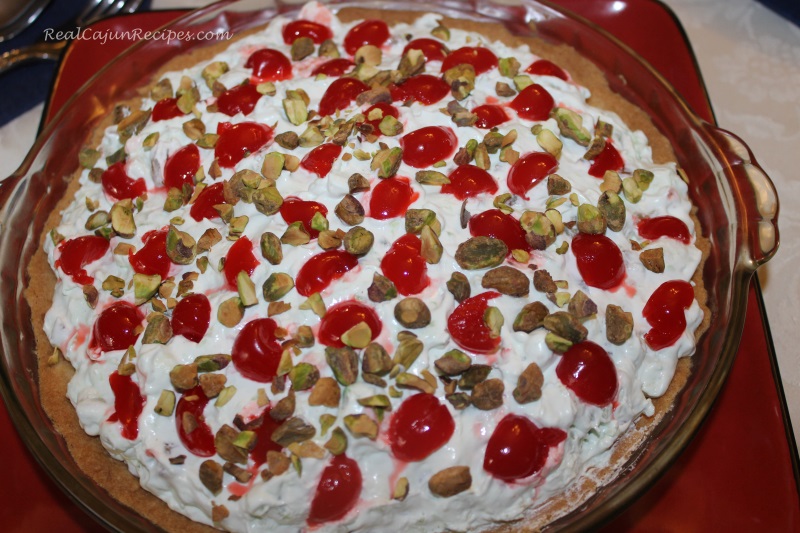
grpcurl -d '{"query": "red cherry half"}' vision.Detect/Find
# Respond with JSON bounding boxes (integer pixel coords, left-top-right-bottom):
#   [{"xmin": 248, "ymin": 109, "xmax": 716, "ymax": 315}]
[
  {"xmin": 343, "ymin": 19, "xmax": 390, "ymax": 55},
  {"xmin": 223, "ymin": 236, "xmax": 259, "ymax": 290},
  {"xmin": 232, "ymin": 318, "xmax": 283, "ymax": 383},
  {"xmin": 245, "ymin": 48, "xmax": 292, "ymax": 82},
  {"xmin": 318, "ymin": 300, "xmax": 382, "ymax": 348},
  {"xmin": 152, "ymin": 97, "xmax": 185, "ymax": 122},
  {"xmin": 447, "ymin": 291, "xmax": 501, "ymax": 354},
  {"xmin": 643, "ymin": 280, "xmax": 694, "ymax": 350},
  {"xmin": 318, "ymin": 77, "xmax": 368, "ymax": 117},
  {"xmin": 215, "ymin": 121, "xmax": 273, "ymax": 168},
  {"xmin": 300, "ymin": 143, "xmax": 342, "ymax": 178},
  {"xmin": 390, "ymin": 74, "xmax": 450, "ymax": 105},
  {"xmin": 484, "ymin": 414, "xmax": 566, "ymax": 481},
  {"xmin": 176, "ymin": 385, "xmax": 216, "ymax": 456},
  {"xmin": 171, "ymin": 293, "xmax": 211, "ymax": 343},
  {"xmin": 400, "ymin": 126, "xmax": 457, "ymax": 168},
  {"xmin": 190, "ymin": 182, "xmax": 226, "ymax": 222},
  {"xmin": 280, "ymin": 197, "xmax": 328, "ymax": 238},
  {"xmin": 507, "ymin": 151, "xmax": 558, "ymax": 200},
  {"xmin": 102, "ymin": 161, "xmax": 146, "ymax": 201},
  {"xmin": 164, "ymin": 144, "xmax": 200, "ymax": 191},
  {"xmin": 637, "ymin": 216, "xmax": 691, "ymax": 244},
  {"xmin": 312, "ymin": 58, "xmax": 354, "ymax": 77},
  {"xmin": 468, "ymin": 209, "xmax": 530, "ymax": 253},
  {"xmin": 370, "ymin": 177, "xmax": 417, "ymax": 219},
  {"xmin": 107, "ymin": 371, "xmax": 144, "ymax": 441},
  {"xmin": 556, "ymin": 341, "xmax": 618, "ymax": 406},
  {"xmin": 588, "ymin": 141, "xmax": 624, "ymax": 178},
  {"xmin": 216, "ymin": 83, "xmax": 263, "ymax": 117},
  {"xmin": 282, "ymin": 19, "xmax": 332, "ymax": 44},
  {"xmin": 296, "ymin": 250, "xmax": 359, "ymax": 296},
  {"xmin": 509, "ymin": 84, "xmax": 555, "ymax": 121},
  {"xmin": 380, "ymin": 234, "xmax": 429, "ymax": 296},
  {"xmin": 129, "ymin": 229, "xmax": 170, "ymax": 279},
  {"xmin": 440, "ymin": 46, "xmax": 498, "ymax": 75},
  {"xmin": 308, "ymin": 454, "xmax": 363, "ymax": 525},
  {"xmin": 403, "ymin": 38, "xmax": 447, "ymax": 62},
  {"xmin": 92, "ymin": 301, "xmax": 143, "ymax": 352},
  {"xmin": 56, "ymin": 235, "xmax": 109, "ymax": 285},
  {"xmin": 473, "ymin": 104, "xmax": 509, "ymax": 129},
  {"xmin": 389, "ymin": 393, "xmax": 455, "ymax": 462},
  {"xmin": 571, "ymin": 233, "xmax": 626, "ymax": 290},
  {"xmin": 441, "ymin": 164, "xmax": 498, "ymax": 200},
  {"xmin": 525, "ymin": 59, "xmax": 568, "ymax": 80}
]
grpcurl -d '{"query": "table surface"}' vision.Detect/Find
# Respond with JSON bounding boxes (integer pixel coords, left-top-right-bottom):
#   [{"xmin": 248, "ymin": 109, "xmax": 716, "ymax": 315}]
[{"xmin": 0, "ymin": 0, "xmax": 798, "ymax": 531}]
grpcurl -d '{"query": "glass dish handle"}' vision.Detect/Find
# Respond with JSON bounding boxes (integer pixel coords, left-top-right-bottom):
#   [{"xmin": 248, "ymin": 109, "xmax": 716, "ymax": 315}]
[{"xmin": 702, "ymin": 123, "xmax": 780, "ymax": 270}]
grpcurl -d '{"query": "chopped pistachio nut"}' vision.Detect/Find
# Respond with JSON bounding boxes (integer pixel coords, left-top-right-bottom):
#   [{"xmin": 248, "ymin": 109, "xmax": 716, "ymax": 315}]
[
  {"xmin": 597, "ymin": 191, "xmax": 626, "ymax": 232},
  {"xmin": 166, "ymin": 224, "xmax": 196, "ymax": 264},
  {"xmin": 577, "ymin": 204, "xmax": 607, "ymax": 235},
  {"xmin": 290, "ymin": 36, "xmax": 314, "ymax": 61},
  {"xmin": 512, "ymin": 75, "xmax": 533, "ymax": 91},
  {"xmin": 348, "ymin": 172, "xmax": 370, "ymax": 193},
  {"xmin": 318, "ymin": 38, "xmax": 339, "ymax": 58},
  {"xmin": 498, "ymin": 57, "xmax": 521, "ymax": 77},
  {"xmin": 299, "ymin": 292, "xmax": 326, "ymax": 317},
  {"xmin": 435, "ymin": 349, "xmax": 472, "ymax": 376},
  {"xmin": 343, "ymin": 226, "xmax": 374, "ymax": 256},
  {"xmin": 289, "ymin": 363, "xmax": 320, "ymax": 391},
  {"xmin": 235, "ymin": 271, "xmax": 258, "ymax": 307},
  {"xmin": 443, "ymin": 63, "xmax": 476, "ymax": 100},
  {"xmin": 431, "ymin": 21, "xmax": 450, "ymax": 40},
  {"xmin": 545, "ymin": 332, "xmax": 573, "ymax": 353},
  {"xmin": 471, "ymin": 378, "xmax": 505, "ymax": 410},
  {"xmin": 150, "ymin": 78, "xmax": 173, "ymax": 100},
  {"xmin": 606, "ymin": 304, "xmax": 634, "ymax": 345},
  {"xmin": 283, "ymin": 97, "xmax": 308, "ymax": 126},
  {"xmin": 335, "ymin": 194, "xmax": 365, "ymax": 225},
  {"xmin": 84, "ymin": 210, "xmax": 109, "ymax": 230},
  {"xmin": 429, "ymin": 466, "xmax": 472, "ymax": 498},
  {"xmin": 368, "ymin": 272, "xmax": 397, "ymax": 302},
  {"xmin": 275, "ymin": 131, "xmax": 300, "ymax": 150},
  {"xmin": 415, "ymin": 170, "xmax": 450, "ymax": 186},
  {"xmin": 260, "ymin": 231, "xmax": 283, "ymax": 265},
  {"xmin": 420, "ymin": 225, "xmax": 443, "ymax": 264},
  {"xmin": 393, "ymin": 337, "xmax": 424, "ymax": 369},
  {"xmin": 110, "ymin": 199, "xmax": 136, "ymax": 238},
  {"xmin": 537, "ymin": 128, "xmax": 563, "ymax": 158},
  {"xmin": 261, "ymin": 152, "xmax": 285, "ymax": 181},
  {"xmin": 143, "ymin": 313, "xmax": 173, "ymax": 344},
  {"xmin": 545, "ymin": 209, "xmax": 564, "ymax": 234},
  {"xmin": 370, "ymin": 146, "xmax": 403, "ymax": 178},
  {"xmin": 640, "ymin": 247, "xmax": 665, "ymax": 273},
  {"xmin": 281, "ymin": 221, "xmax": 311, "ymax": 246},
  {"xmin": 340, "ymin": 321, "xmax": 372, "ymax": 349},
  {"xmin": 513, "ymin": 363, "xmax": 544, "ymax": 404},
  {"xmin": 199, "ymin": 373, "xmax": 227, "ymax": 399},
  {"xmin": 394, "ymin": 298, "xmax": 431, "ymax": 329},
  {"xmin": 271, "ymin": 417, "xmax": 316, "ymax": 447},
  {"xmin": 215, "ymin": 385, "xmax": 237, "ymax": 407},
  {"xmin": 344, "ymin": 414, "xmax": 379, "ymax": 440},
  {"xmin": 154, "ymin": 390, "xmax": 176, "ymax": 416},
  {"xmin": 481, "ymin": 266, "xmax": 529, "ymax": 297},
  {"xmin": 133, "ymin": 273, "xmax": 161, "ymax": 305},
  {"xmin": 446, "ymin": 271, "xmax": 471, "ymax": 302},
  {"xmin": 299, "ymin": 124, "xmax": 324, "ymax": 147},
  {"xmin": 199, "ymin": 460, "xmax": 223, "ymax": 495},
  {"xmin": 218, "ymin": 297, "xmax": 244, "ymax": 327},
  {"xmin": 551, "ymin": 107, "xmax": 591, "ymax": 146},
  {"xmin": 455, "ymin": 236, "xmax": 507, "ymax": 270},
  {"xmin": 600, "ymin": 170, "xmax": 622, "ymax": 193},
  {"xmin": 622, "ymin": 177, "xmax": 643, "ymax": 203},
  {"xmin": 324, "ymin": 427, "xmax": 348, "ymax": 456},
  {"xmin": 513, "ymin": 301, "xmax": 549, "ymax": 333},
  {"xmin": 496, "ymin": 81, "xmax": 516, "ymax": 97},
  {"xmin": 396, "ymin": 372, "xmax": 435, "ymax": 394},
  {"xmin": 325, "ymin": 346, "xmax": 359, "ymax": 385},
  {"xmin": 633, "ymin": 168, "xmax": 654, "ymax": 191},
  {"xmin": 568, "ymin": 290, "xmax": 598, "ymax": 318},
  {"xmin": 483, "ymin": 306, "xmax": 504, "ymax": 338},
  {"xmin": 262, "ymin": 273, "xmax": 294, "ymax": 302},
  {"xmin": 533, "ymin": 269, "xmax": 558, "ymax": 293},
  {"xmin": 363, "ymin": 343, "xmax": 393, "ymax": 376},
  {"xmin": 543, "ymin": 311, "xmax": 588, "ymax": 343},
  {"xmin": 170, "ymin": 363, "xmax": 198, "ymax": 391}
]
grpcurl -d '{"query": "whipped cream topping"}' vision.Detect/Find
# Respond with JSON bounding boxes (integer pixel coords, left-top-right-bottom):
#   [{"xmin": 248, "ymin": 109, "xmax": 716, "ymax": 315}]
[{"xmin": 43, "ymin": 3, "xmax": 703, "ymax": 531}]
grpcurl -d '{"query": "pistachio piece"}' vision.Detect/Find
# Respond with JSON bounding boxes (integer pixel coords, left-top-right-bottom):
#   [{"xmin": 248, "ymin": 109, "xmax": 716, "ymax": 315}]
[
  {"xmin": 446, "ymin": 272, "xmax": 471, "ymax": 303},
  {"xmin": 357, "ymin": 394, "xmax": 392, "ymax": 412},
  {"xmin": 290, "ymin": 36, "xmax": 314, "ymax": 61},
  {"xmin": 308, "ymin": 377, "xmax": 341, "ymax": 407},
  {"xmin": 299, "ymin": 292, "xmax": 326, "ymax": 317},
  {"xmin": 513, "ymin": 301, "xmax": 549, "ymax": 333},
  {"xmin": 577, "ymin": 204, "xmax": 607, "ymax": 235},
  {"xmin": 537, "ymin": 128, "xmax": 563, "ymax": 158},
  {"xmin": 341, "ymin": 321, "xmax": 372, "ymax": 349},
  {"xmin": 154, "ymin": 390, "xmax": 176, "ymax": 416},
  {"xmin": 431, "ymin": 22, "xmax": 450, "ymax": 41},
  {"xmin": 281, "ymin": 221, "xmax": 311, "ymax": 246},
  {"xmin": 261, "ymin": 152, "xmax": 285, "ymax": 181},
  {"xmin": 348, "ymin": 173, "xmax": 370, "ymax": 194},
  {"xmin": 260, "ymin": 231, "xmax": 283, "ymax": 265},
  {"xmin": 197, "ymin": 228, "xmax": 222, "ymax": 253},
  {"xmin": 455, "ymin": 237, "xmax": 507, "ymax": 270},
  {"xmin": 498, "ymin": 57, "xmax": 521, "ymax": 78},
  {"xmin": 319, "ymin": 39, "xmax": 339, "ymax": 58},
  {"xmin": 299, "ymin": 124, "xmax": 324, "ymax": 147},
  {"xmin": 362, "ymin": 342, "xmax": 393, "ymax": 376},
  {"xmin": 324, "ymin": 427, "xmax": 348, "ymax": 456},
  {"xmin": 395, "ymin": 372, "xmax": 435, "ymax": 394},
  {"xmin": 344, "ymin": 414, "xmax": 379, "ymax": 440},
  {"xmin": 266, "ymin": 450, "xmax": 291, "ymax": 476},
  {"xmin": 622, "ymin": 177, "xmax": 642, "ymax": 203},
  {"xmin": 150, "ymin": 78, "xmax": 173, "ymax": 100},
  {"xmin": 513, "ymin": 74, "xmax": 533, "ymax": 91},
  {"xmin": 195, "ymin": 354, "xmax": 231, "ymax": 373},
  {"xmin": 429, "ymin": 466, "xmax": 471, "ymax": 498},
  {"xmin": 335, "ymin": 194, "xmax": 365, "ymax": 225},
  {"xmin": 318, "ymin": 229, "xmax": 343, "ymax": 250},
  {"xmin": 405, "ymin": 208, "xmax": 437, "ymax": 234},
  {"xmin": 289, "ymin": 363, "xmax": 320, "ymax": 391},
  {"xmin": 143, "ymin": 313, "xmax": 173, "ymax": 344},
  {"xmin": 182, "ymin": 118, "xmax": 205, "ymax": 140},
  {"xmin": 600, "ymin": 170, "xmax": 623, "ymax": 194},
  {"xmin": 199, "ymin": 373, "xmax": 227, "ymax": 399},
  {"xmin": 215, "ymin": 385, "xmax": 237, "ymax": 407},
  {"xmin": 216, "ymin": 424, "xmax": 253, "ymax": 463},
  {"xmin": 133, "ymin": 273, "xmax": 161, "ymax": 304},
  {"xmin": 513, "ymin": 363, "xmax": 544, "ymax": 404},
  {"xmin": 415, "ymin": 170, "xmax": 450, "ymax": 186},
  {"xmin": 79, "ymin": 148, "xmax": 101, "ymax": 169},
  {"xmin": 271, "ymin": 417, "xmax": 316, "ymax": 447},
  {"xmin": 533, "ymin": 269, "xmax": 558, "ymax": 293},
  {"xmin": 640, "ymin": 247, "xmax": 665, "ymax": 273},
  {"xmin": 199, "ymin": 460, "xmax": 223, "ymax": 495},
  {"xmin": 343, "ymin": 226, "xmax": 374, "ymax": 256},
  {"xmin": 325, "ymin": 346, "xmax": 359, "ymax": 386},
  {"xmin": 520, "ymin": 211, "xmax": 556, "ymax": 249},
  {"xmin": 552, "ymin": 107, "xmax": 591, "ymax": 146},
  {"xmin": 166, "ymin": 224, "xmax": 196, "ymax": 265},
  {"xmin": 393, "ymin": 337, "xmax": 424, "ymax": 369},
  {"xmin": 223, "ymin": 462, "xmax": 253, "ymax": 484},
  {"xmin": 275, "ymin": 131, "xmax": 300, "ymax": 150},
  {"xmin": 481, "ymin": 266, "xmax": 529, "ymax": 297},
  {"xmin": 483, "ymin": 306, "xmax": 504, "ymax": 339},
  {"xmin": 458, "ymin": 364, "xmax": 491, "ymax": 390},
  {"xmin": 110, "ymin": 199, "xmax": 136, "ymax": 238},
  {"xmin": 496, "ymin": 81, "xmax": 516, "ymax": 97},
  {"xmin": 473, "ymin": 142, "xmax": 490, "ymax": 170},
  {"xmin": 568, "ymin": 290, "xmax": 598, "ymax": 318},
  {"xmin": 368, "ymin": 272, "xmax": 397, "ymax": 302},
  {"xmin": 283, "ymin": 97, "xmax": 308, "ymax": 126},
  {"xmin": 218, "ymin": 297, "xmax": 244, "ymax": 327},
  {"xmin": 394, "ymin": 298, "xmax": 431, "ymax": 329},
  {"xmin": 252, "ymin": 186, "xmax": 284, "ymax": 216},
  {"xmin": 543, "ymin": 311, "xmax": 588, "ymax": 343},
  {"xmin": 606, "ymin": 304, "xmax": 634, "ymax": 345},
  {"xmin": 435, "ymin": 349, "xmax": 472, "ymax": 376},
  {"xmin": 597, "ymin": 191, "xmax": 626, "ymax": 232},
  {"xmin": 471, "ymin": 378, "xmax": 504, "ymax": 410},
  {"xmin": 420, "ymin": 225, "xmax": 443, "ymax": 264},
  {"xmin": 262, "ymin": 273, "xmax": 294, "ymax": 302},
  {"xmin": 545, "ymin": 332, "xmax": 573, "ymax": 353},
  {"xmin": 370, "ymin": 147, "xmax": 403, "ymax": 179},
  {"xmin": 633, "ymin": 168, "xmax": 654, "ymax": 191},
  {"xmin": 443, "ymin": 64, "xmax": 476, "ymax": 100}
]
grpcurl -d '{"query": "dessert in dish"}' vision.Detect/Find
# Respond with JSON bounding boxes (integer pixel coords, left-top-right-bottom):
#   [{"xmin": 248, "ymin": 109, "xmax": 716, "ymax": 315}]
[{"xmin": 29, "ymin": 2, "xmax": 708, "ymax": 531}]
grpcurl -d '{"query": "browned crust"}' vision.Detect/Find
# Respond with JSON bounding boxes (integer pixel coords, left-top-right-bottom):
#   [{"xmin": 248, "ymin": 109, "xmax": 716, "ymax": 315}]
[{"xmin": 25, "ymin": 6, "xmax": 710, "ymax": 532}]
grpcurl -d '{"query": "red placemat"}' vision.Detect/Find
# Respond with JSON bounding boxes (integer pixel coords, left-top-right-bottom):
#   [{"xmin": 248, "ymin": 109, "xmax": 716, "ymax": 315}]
[{"xmin": 3, "ymin": 3, "xmax": 798, "ymax": 531}]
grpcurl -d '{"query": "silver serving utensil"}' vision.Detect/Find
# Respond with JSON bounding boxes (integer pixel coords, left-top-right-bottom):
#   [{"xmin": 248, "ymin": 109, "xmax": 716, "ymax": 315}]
[
  {"xmin": 0, "ymin": 0, "xmax": 144, "ymax": 75},
  {"xmin": 0, "ymin": 0, "xmax": 51, "ymax": 42}
]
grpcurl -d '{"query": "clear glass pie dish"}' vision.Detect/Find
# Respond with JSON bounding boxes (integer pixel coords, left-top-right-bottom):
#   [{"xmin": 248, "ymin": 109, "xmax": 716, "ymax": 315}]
[{"xmin": 0, "ymin": 0, "xmax": 779, "ymax": 531}]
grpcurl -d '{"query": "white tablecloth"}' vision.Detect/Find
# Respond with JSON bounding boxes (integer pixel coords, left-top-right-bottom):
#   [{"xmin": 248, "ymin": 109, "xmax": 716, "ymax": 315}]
[{"xmin": 1, "ymin": 0, "xmax": 798, "ymax": 443}]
